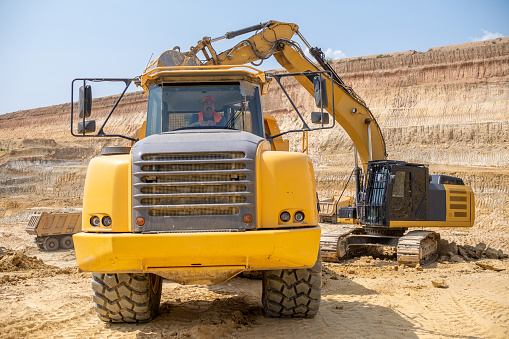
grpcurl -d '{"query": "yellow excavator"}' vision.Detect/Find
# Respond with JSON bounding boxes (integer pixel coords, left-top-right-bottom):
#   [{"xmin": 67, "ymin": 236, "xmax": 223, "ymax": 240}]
[{"xmin": 70, "ymin": 21, "xmax": 474, "ymax": 322}]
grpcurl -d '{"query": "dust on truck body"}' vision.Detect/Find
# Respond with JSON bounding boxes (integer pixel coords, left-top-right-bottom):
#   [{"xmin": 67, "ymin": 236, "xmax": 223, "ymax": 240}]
[
  {"xmin": 72, "ymin": 64, "xmax": 322, "ymax": 321},
  {"xmin": 26, "ymin": 212, "xmax": 82, "ymax": 250}
]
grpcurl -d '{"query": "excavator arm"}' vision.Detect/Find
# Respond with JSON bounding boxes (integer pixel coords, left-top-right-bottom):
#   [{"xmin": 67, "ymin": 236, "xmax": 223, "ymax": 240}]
[{"xmin": 182, "ymin": 21, "xmax": 387, "ymax": 164}]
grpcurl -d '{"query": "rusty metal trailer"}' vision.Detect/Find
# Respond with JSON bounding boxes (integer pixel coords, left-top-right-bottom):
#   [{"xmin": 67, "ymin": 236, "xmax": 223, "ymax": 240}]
[{"xmin": 26, "ymin": 212, "xmax": 82, "ymax": 251}]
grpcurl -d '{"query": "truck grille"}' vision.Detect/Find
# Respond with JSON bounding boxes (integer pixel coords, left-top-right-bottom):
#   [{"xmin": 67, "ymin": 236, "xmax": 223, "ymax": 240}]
[{"xmin": 133, "ymin": 152, "xmax": 254, "ymax": 220}]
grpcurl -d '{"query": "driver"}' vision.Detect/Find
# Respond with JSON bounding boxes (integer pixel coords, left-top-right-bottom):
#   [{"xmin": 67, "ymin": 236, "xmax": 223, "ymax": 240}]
[{"xmin": 188, "ymin": 95, "xmax": 225, "ymax": 126}]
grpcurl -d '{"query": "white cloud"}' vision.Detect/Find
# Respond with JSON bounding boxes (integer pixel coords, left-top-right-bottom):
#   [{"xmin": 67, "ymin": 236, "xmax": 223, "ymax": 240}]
[
  {"xmin": 304, "ymin": 47, "xmax": 346, "ymax": 61},
  {"xmin": 471, "ymin": 29, "xmax": 504, "ymax": 41},
  {"xmin": 324, "ymin": 48, "xmax": 346, "ymax": 60}
]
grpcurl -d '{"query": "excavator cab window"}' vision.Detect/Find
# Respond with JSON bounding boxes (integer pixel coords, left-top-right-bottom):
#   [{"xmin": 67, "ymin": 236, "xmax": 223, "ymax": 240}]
[
  {"xmin": 362, "ymin": 163, "xmax": 390, "ymax": 225},
  {"xmin": 388, "ymin": 165, "xmax": 428, "ymax": 221},
  {"xmin": 145, "ymin": 82, "xmax": 264, "ymax": 137}
]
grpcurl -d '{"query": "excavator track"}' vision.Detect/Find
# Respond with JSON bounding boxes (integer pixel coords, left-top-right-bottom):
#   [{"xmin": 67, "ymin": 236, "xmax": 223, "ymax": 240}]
[
  {"xmin": 320, "ymin": 228, "xmax": 357, "ymax": 262},
  {"xmin": 397, "ymin": 230, "xmax": 439, "ymax": 267}
]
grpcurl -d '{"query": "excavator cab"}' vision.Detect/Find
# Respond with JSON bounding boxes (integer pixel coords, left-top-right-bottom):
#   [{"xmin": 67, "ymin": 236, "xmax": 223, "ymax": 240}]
[
  {"xmin": 360, "ymin": 161, "xmax": 429, "ymax": 226},
  {"xmin": 355, "ymin": 160, "xmax": 474, "ymax": 229}
]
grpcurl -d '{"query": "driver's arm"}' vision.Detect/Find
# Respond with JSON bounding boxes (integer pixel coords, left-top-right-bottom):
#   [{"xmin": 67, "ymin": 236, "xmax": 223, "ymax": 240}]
[{"xmin": 188, "ymin": 114, "xmax": 200, "ymax": 126}]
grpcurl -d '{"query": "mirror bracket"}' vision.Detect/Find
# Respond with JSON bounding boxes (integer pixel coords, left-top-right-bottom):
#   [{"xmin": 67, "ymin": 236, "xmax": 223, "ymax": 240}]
[
  {"xmin": 311, "ymin": 112, "xmax": 329, "ymax": 124},
  {"xmin": 71, "ymin": 78, "xmax": 138, "ymax": 142},
  {"xmin": 264, "ymin": 70, "xmax": 336, "ymax": 141},
  {"xmin": 77, "ymin": 120, "xmax": 96, "ymax": 134}
]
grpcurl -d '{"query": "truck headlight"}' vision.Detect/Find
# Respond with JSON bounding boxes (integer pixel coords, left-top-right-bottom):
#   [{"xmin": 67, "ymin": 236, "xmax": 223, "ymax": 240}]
[
  {"xmin": 280, "ymin": 211, "xmax": 291, "ymax": 222},
  {"xmin": 90, "ymin": 216, "xmax": 100, "ymax": 226},
  {"xmin": 102, "ymin": 216, "xmax": 112, "ymax": 227},
  {"xmin": 294, "ymin": 211, "xmax": 305, "ymax": 222}
]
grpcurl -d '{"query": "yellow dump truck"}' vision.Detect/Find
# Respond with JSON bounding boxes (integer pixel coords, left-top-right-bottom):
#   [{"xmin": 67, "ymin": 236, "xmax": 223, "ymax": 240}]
[{"xmin": 26, "ymin": 212, "xmax": 82, "ymax": 250}]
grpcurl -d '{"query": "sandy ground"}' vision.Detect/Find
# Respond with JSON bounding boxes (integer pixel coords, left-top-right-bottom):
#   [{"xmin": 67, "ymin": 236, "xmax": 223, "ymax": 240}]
[{"xmin": 1, "ymin": 221, "xmax": 508, "ymax": 339}]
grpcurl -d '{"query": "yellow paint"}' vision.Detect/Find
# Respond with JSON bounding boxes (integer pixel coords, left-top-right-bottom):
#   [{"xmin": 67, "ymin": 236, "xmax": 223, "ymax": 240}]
[
  {"xmin": 141, "ymin": 66, "xmax": 268, "ymax": 92},
  {"xmin": 263, "ymin": 114, "xmax": 289, "ymax": 151},
  {"xmin": 273, "ymin": 46, "xmax": 386, "ymax": 167},
  {"xmin": 82, "ymin": 153, "xmax": 132, "ymax": 232},
  {"xmin": 137, "ymin": 121, "xmax": 146, "ymax": 140},
  {"xmin": 337, "ymin": 218, "xmax": 356, "ymax": 224},
  {"xmin": 302, "ymin": 130, "xmax": 309, "ymax": 154},
  {"xmin": 256, "ymin": 149, "xmax": 318, "ymax": 228},
  {"xmin": 73, "ymin": 226, "xmax": 321, "ymax": 283},
  {"xmin": 202, "ymin": 22, "xmax": 299, "ymax": 67},
  {"xmin": 444, "ymin": 184, "xmax": 475, "ymax": 225}
]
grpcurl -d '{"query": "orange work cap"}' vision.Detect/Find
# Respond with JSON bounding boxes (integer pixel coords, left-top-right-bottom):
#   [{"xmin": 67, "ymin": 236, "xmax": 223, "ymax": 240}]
[{"xmin": 203, "ymin": 95, "xmax": 215, "ymax": 103}]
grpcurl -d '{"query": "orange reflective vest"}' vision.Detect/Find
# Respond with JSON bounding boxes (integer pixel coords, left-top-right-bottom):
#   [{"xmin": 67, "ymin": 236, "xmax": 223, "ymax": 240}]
[{"xmin": 197, "ymin": 111, "xmax": 222, "ymax": 124}]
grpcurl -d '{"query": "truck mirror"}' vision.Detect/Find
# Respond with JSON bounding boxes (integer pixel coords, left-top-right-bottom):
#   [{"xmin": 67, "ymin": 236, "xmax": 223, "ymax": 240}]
[
  {"xmin": 311, "ymin": 111, "xmax": 329, "ymax": 124},
  {"xmin": 313, "ymin": 76, "xmax": 328, "ymax": 108},
  {"xmin": 77, "ymin": 120, "xmax": 96, "ymax": 134},
  {"xmin": 79, "ymin": 85, "xmax": 92, "ymax": 118}
]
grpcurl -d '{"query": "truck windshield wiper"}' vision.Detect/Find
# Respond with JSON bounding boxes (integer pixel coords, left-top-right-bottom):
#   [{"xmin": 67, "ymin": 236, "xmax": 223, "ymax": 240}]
[{"xmin": 224, "ymin": 103, "xmax": 247, "ymax": 130}]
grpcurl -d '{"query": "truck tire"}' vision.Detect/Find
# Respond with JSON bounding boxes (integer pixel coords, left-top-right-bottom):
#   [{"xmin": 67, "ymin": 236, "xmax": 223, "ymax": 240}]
[
  {"xmin": 43, "ymin": 237, "xmax": 59, "ymax": 251},
  {"xmin": 262, "ymin": 254, "xmax": 321, "ymax": 318},
  {"xmin": 240, "ymin": 270, "xmax": 263, "ymax": 279},
  {"xmin": 91, "ymin": 273, "xmax": 162, "ymax": 323},
  {"xmin": 59, "ymin": 235, "xmax": 74, "ymax": 249}
]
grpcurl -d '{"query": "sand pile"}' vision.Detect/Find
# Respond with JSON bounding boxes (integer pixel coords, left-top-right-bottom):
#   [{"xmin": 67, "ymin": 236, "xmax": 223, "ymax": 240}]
[{"xmin": 0, "ymin": 249, "xmax": 55, "ymax": 272}]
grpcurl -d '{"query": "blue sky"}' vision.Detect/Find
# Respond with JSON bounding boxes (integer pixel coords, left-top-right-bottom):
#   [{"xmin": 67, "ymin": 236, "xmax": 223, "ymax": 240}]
[{"xmin": 0, "ymin": 0, "xmax": 507, "ymax": 115}]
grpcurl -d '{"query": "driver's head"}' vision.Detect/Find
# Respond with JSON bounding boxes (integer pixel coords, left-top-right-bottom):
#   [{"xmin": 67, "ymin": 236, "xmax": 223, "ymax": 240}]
[{"xmin": 202, "ymin": 95, "xmax": 215, "ymax": 118}]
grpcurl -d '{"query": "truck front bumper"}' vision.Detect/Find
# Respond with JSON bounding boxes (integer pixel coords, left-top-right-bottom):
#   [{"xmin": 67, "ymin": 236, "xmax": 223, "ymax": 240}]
[{"xmin": 73, "ymin": 226, "xmax": 320, "ymax": 284}]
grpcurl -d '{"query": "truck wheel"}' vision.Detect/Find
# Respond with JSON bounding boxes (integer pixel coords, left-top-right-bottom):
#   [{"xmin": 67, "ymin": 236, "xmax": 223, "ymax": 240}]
[
  {"xmin": 262, "ymin": 254, "xmax": 321, "ymax": 318},
  {"xmin": 59, "ymin": 236, "xmax": 74, "ymax": 249},
  {"xmin": 43, "ymin": 237, "xmax": 59, "ymax": 251},
  {"xmin": 91, "ymin": 273, "xmax": 162, "ymax": 323}
]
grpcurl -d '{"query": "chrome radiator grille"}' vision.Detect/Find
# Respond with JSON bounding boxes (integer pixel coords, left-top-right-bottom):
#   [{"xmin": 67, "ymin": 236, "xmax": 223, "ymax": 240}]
[{"xmin": 132, "ymin": 150, "xmax": 256, "ymax": 231}]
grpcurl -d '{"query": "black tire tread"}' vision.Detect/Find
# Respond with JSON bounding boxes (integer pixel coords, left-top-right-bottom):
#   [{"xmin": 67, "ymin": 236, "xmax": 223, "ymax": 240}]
[
  {"xmin": 91, "ymin": 272, "xmax": 162, "ymax": 323},
  {"xmin": 262, "ymin": 254, "xmax": 321, "ymax": 318},
  {"xmin": 43, "ymin": 237, "xmax": 59, "ymax": 251},
  {"xmin": 59, "ymin": 235, "xmax": 74, "ymax": 249}
]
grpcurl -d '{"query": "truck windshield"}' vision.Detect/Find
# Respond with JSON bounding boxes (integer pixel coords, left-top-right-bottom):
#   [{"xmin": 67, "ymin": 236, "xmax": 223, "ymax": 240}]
[{"xmin": 145, "ymin": 82, "xmax": 264, "ymax": 137}]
